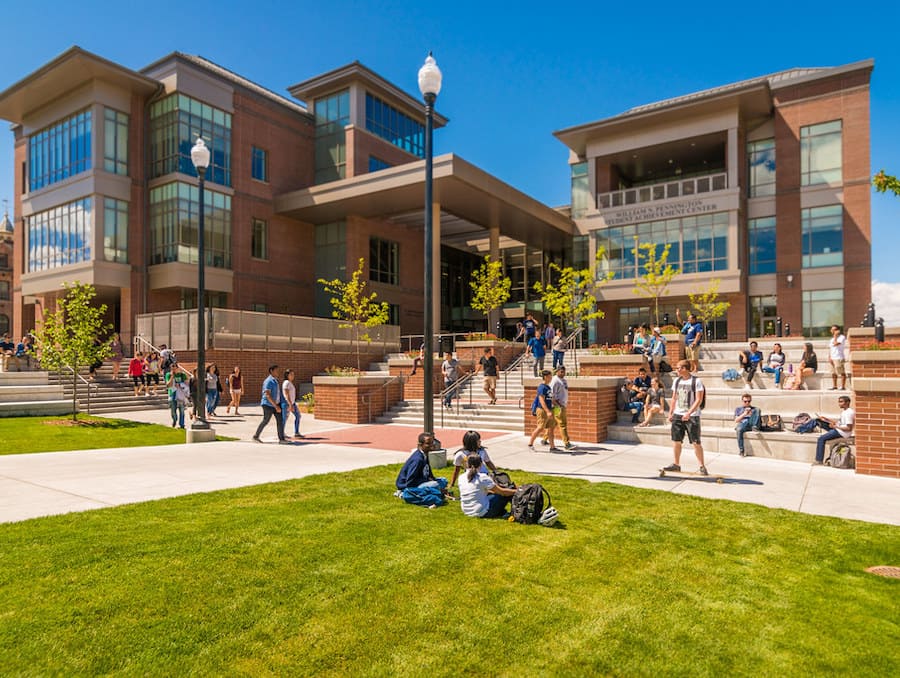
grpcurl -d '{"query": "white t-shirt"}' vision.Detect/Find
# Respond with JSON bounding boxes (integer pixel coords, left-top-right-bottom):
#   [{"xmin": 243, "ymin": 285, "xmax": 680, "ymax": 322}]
[
  {"xmin": 830, "ymin": 334, "xmax": 847, "ymax": 360},
  {"xmin": 458, "ymin": 471, "xmax": 496, "ymax": 517},
  {"xmin": 837, "ymin": 408, "xmax": 855, "ymax": 438},
  {"xmin": 672, "ymin": 376, "xmax": 704, "ymax": 417},
  {"xmin": 452, "ymin": 447, "xmax": 492, "ymax": 470},
  {"xmin": 282, "ymin": 379, "xmax": 296, "ymax": 406}
]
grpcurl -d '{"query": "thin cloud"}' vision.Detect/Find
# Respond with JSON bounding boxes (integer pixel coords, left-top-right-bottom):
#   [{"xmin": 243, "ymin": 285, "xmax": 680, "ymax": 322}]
[{"xmin": 871, "ymin": 280, "xmax": 900, "ymax": 327}]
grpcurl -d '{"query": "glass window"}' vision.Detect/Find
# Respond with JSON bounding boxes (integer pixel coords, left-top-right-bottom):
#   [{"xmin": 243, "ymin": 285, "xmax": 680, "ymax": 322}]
[
  {"xmin": 571, "ymin": 162, "xmax": 591, "ymax": 218},
  {"xmin": 748, "ymin": 216, "xmax": 776, "ymax": 275},
  {"xmin": 180, "ymin": 289, "xmax": 227, "ymax": 310},
  {"xmin": 149, "ymin": 182, "xmax": 231, "ymax": 268},
  {"xmin": 0, "ymin": 281, "xmax": 9, "ymax": 300},
  {"xmin": 0, "ymin": 314, "xmax": 9, "ymax": 335},
  {"xmin": 803, "ymin": 289, "xmax": 843, "ymax": 337},
  {"xmin": 103, "ymin": 108, "xmax": 129, "ymax": 175},
  {"xmin": 26, "ymin": 197, "xmax": 92, "ymax": 272},
  {"xmin": 251, "ymin": 218, "xmax": 267, "ymax": 259},
  {"xmin": 28, "ymin": 109, "xmax": 92, "ymax": 191},
  {"xmin": 149, "ymin": 93, "xmax": 232, "ymax": 186},
  {"xmin": 369, "ymin": 237, "xmax": 399, "ymax": 285},
  {"xmin": 314, "ymin": 221, "xmax": 346, "ymax": 316},
  {"xmin": 103, "ymin": 198, "xmax": 128, "ymax": 263},
  {"xmin": 802, "ymin": 205, "xmax": 842, "ymax": 268},
  {"xmin": 801, "ymin": 120, "xmax": 842, "ymax": 186},
  {"xmin": 314, "ymin": 90, "xmax": 350, "ymax": 184},
  {"xmin": 0, "ymin": 253, "xmax": 8, "ymax": 269},
  {"xmin": 251, "ymin": 146, "xmax": 268, "ymax": 182},
  {"xmin": 368, "ymin": 156, "xmax": 391, "ymax": 173},
  {"xmin": 747, "ymin": 138, "xmax": 775, "ymax": 197},
  {"xmin": 364, "ymin": 93, "xmax": 425, "ymax": 159},
  {"xmin": 250, "ymin": 303, "xmax": 268, "ymax": 312}
]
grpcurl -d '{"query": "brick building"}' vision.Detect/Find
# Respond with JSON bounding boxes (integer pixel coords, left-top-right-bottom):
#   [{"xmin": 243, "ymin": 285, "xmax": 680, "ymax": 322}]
[
  {"xmin": 0, "ymin": 49, "xmax": 872, "ymax": 346},
  {"xmin": 0, "ymin": 207, "xmax": 12, "ymax": 336}
]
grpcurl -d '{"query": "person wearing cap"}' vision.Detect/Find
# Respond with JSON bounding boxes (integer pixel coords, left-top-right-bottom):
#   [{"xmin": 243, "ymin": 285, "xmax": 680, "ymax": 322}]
[{"xmin": 647, "ymin": 327, "xmax": 667, "ymax": 373}]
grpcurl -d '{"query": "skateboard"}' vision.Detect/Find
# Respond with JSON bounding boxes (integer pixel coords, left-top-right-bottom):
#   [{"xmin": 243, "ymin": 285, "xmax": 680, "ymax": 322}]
[{"xmin": 658, "ymin": 468, "xmax": 726, "ymax": 484}]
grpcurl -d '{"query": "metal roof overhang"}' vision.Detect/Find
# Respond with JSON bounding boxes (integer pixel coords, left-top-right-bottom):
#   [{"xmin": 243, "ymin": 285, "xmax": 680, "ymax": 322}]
[
  {"xmin": 0, "ymin": 46, "xmax": 160, "ymax": 123},
  {"xmin": 273, "ymin": 154, "xmax": 575, "ymax": 253}
]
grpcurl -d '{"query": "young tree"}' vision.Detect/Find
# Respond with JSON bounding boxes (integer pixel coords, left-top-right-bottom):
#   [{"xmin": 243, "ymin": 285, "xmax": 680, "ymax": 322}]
[
  {"xmin": 873, "ymin": 170, "xmax": 900, "ymax": 196},
  {"xmin": 30, "ymin": 282, "xmax": 113, "ymax": 421},
  {"xmin": 632, "ymin": 242, "xmax": 680, "ymax": 326},
  {"xmin": 534, "ymin": 248, "xmax": 613, "ymax": 347},
  {"xmin": 318, "ymin": 257, "xmax": 390, "ymax": 371},
  {"xmin": 688, "ymin": 278, "xmax": 731, "ymax": 340},
  {"xmin": 469, "ymin": 255, "xmax": 511, "ymax": 334}
]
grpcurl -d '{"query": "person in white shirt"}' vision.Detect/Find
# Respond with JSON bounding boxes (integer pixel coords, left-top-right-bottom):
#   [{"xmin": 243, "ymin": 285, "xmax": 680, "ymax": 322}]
[
  {"xmin": 449, "ymin": 430, "xmax": 497, "ymax": 488},
  {"xmin": 458, "ymin": 453, "xmax": 516, "ymax": 518},
  {"xmin": 829, "ymin": 325, "xmax": 848, "ymax": 390},
  {"xmin": 814, "ymin": 395, "xmax": 855, "ymax": 464},
  {"xmin": 663, "ymin": 360, "xmax": 708, "ymax": 475},
  {"xmin": 282, "ymin": 369, "xmax": 302, "ymax": 439}
]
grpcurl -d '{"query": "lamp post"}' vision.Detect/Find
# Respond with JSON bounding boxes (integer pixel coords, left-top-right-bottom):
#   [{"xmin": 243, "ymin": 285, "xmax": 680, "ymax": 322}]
[
  {"xmin": 418, "ymin": 52, "xmax": 442, "ymax": 436},
  {"xmin": 190, "ymin": 138, "xmax": 211, "ymax": 431}
]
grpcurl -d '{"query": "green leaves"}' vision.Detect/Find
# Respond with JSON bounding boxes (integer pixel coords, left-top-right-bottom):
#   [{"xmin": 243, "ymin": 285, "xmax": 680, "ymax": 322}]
[
  {"xmin": 470, "ymin": 256, "xmax": 511, "ymax": 326},
  {"xmin": 872, "ymin": 170, "xmax": 900, "ymax": 196},
  {"xmin": 632, "ymin": 242, "xmax": 680, "ymax": 326},
  {"xmin": 534, "ymin": 248, "xmax": 611, "ymax": 329},
  {"xmin": 688, "ymin": 278, "xmax": 731, "ymax": 327}
]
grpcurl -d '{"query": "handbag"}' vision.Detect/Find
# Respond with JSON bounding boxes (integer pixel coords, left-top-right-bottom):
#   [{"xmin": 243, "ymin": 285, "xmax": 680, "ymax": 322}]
[{"xmin": 760, "ymin": 414, "xmax": 783, "ymax": 432}]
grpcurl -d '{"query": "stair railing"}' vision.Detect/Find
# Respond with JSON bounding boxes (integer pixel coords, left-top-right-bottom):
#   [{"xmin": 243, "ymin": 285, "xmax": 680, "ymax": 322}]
[
  {"xmin": 133, "ymin": 334, "xmax": 192, "ymax": 378},
  {"xmin": 360, "ymin": 374, "xmax": 405, "ymax": 423},
  {"xmin": 438, "ymin": 371, "xmax": 477, "ymax": 428},
  {"xmin": 59, "ymin": 365, "xmax": 99, "ymax": 415}
]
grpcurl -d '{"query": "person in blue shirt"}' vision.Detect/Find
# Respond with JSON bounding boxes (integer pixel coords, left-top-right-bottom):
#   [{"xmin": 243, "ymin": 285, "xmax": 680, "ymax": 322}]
[
  {"xmin": 523, "ymin": 313, "xmax": 537, "ymax": 342},
  {"xmin": 396, "ymin": 432, "xmax": 447, "ymax": 491},
  {"xmin": 252, "ymin": 364, "xmax": 288, "ymax": 444},
  {"xmin": 676, "ymin": 309, "xmax": 704, "ymax": 372},
  {"xmin": 527, "ymin": 334, "xmax": 546, "ymax": 376},
  {"xmin": 738, "ymin": 341, "xmax": 764, "ymax": 387}
]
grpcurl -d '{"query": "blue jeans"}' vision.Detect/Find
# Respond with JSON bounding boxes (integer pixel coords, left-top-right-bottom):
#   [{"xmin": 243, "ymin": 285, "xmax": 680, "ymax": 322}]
[
  {"xmin": 483, "ymin": 493, "xmax": 511, "ymax": 518},
  {"xmin": 762, "ymin": 366, "xmax": 783, "ymax": 384},
  {"xmin": 443, "ymin": 380, "xmax": 456, "ymax": 407},
  {"xmin": 552, "ymin": 350, "xmax": 564, "ymax": 368},
  {"xmin": 206, "ymin": 390, "xmax": 217, "ymax": 415},
  {"xmin": 816, "ymin": 428, "xmax": 843, "ymax": 463},
  {"xmin": 627, "ymin": 401, "xmax": 643, "ymax": 423},
  {"xmin": 736, "ymin": 408, "xmax": 761, "ymax": 454},
  {"xmin": 169, "ymin": 396, "xmax": 185, "ymax": 428},
  {"xmin": 284, "ymin": 402, "xmax": 301, "ymax": 436}
]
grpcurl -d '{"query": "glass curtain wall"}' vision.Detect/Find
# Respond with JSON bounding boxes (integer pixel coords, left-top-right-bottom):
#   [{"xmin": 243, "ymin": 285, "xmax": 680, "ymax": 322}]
[
  {"xmin": 28, "ymin": 109, "xmax": 92, "ymax": 191},
  {"xmin": 803, "ymin": 289, "xmax": 843, "ymax": 337},
  {"xmin": 801, "ymin": 120, "xmax": 842, "ymax": 186},
  {"xmin": 313, "ymin": 221, "xmax": 346, "ymax": 317},
  {"xmin": 801, "ymin": 205, "xmax": 843, "ymax": 268},
  {"xmin": 149, "ymin": 182, "xmax": 231, "ymax": 267},
  {"xmin": 570, "ymin": 162, "xmax": 591, "ymax": 218},
  {"xmin": 103, "ymin": 198, "xmax": 128, "ymax": 263},
  {"xmin": 748, "ymin": 217, "xmax": 776, "ymax": 274},
  {"xmin": 26, "ymin": 197, "xmax": 92, "ymax": 272},
  {"xmin": 103, "ymin": 108, "xmax": 129, "ymax": 175},
  {"xmin": 747, "ymin": 139, "xmax": 775, "ymax": 197},
  {"xmin": 314, "ymin": 90, "xmax": 350, "ymax": 184},
  {"xmin": 364, "ymin": 93, "xmax": 424, "ymax": 158}
]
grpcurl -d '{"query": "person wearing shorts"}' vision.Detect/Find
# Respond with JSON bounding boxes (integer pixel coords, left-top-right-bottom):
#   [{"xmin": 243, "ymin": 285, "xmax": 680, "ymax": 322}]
[
  {"xmin": 477, "ymin": 347, "xmax": 499, "ymax": 404},
  {"xmin": 528, "ymin": 370, "xmax": 557, "ymax": 450},
  {"xmin": 664, "ymin": 360, "xmax": 708, "ymax": 475},
  {"xmin": 128, "ymin": 352, "xmax": 145, "ymax": 396},
  {"xmin": 829, "ymin": 325, "xmax": 847, "ymax": 390}
]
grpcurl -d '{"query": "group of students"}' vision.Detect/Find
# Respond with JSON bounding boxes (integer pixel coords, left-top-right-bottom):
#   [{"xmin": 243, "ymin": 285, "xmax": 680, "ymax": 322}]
[
  {"xmin": 0, "ymin": 333, "xmax": 32, "ymax": 370},
  {"xmin": 251, "ymin": 364, "xmax": 304, "ymax": 443},
  {"xmin": 159, "ymin": 355, "xmax": 244, "ymax": 429},
  {"xmin": 518, "ymin": 313, "xmax": 569, "ymax": 375},
  {"xmin": 395, "ymin": 430, "xmax": 517, "ymax": 519},
  {"xmin": 738, "ymin": 325, "xmax": 848, "ymax": 391}
]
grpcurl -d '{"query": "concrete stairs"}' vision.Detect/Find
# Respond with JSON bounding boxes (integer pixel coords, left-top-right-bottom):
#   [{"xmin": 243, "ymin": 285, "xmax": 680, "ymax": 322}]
[
  {"xmin": 47, "ymin": 364, "xmax": 170, "ymax": 415},
  {"xmin": 0, "ymin": 371, "xmax": 70, "ymax": 417},
  {"xmin": 376, "ymin": 399, "xmax": 524, "ymax": 432}
]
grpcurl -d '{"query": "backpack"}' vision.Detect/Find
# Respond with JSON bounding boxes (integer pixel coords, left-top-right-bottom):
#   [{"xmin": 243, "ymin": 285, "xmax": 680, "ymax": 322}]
[
  {"xmin": 160, "ymin": 350, "xmax": 177, "ymax": 373},
  {"xmin": 400, "ymin": 485, "xmax": 446, "ymax": 507},
  {"xmin": 658, "ymin": 360, "xmax": 673, "ymax": 373},
  {"xmin": 792, "ymin": 413, "xmax": 816, "ymax": 433},
  {"xmin": 674, "ymin": 376, "xmax": 706, "ymax": 410},
  {"xmin": 827, "ymin": 442, "xmax": 855, "ymax": 469},
  {"xmin": 491, "ymin": 471, "xmax": 515, "ymax": 489},
  {"xmin": 760, "ymin": 414, "xmax": 783, "ymax": 432},
  {"xmin": 511, "ymin": 483, "xmax": 551, "ymax": 524},
  {"xmin": 722, "ymin": 368, "xmax": 741, "ymax": 382}
]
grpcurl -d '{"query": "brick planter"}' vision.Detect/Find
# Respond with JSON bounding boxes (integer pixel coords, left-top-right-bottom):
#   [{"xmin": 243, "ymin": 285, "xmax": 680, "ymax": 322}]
[
  {"xmin": 850, "ymin": 350, "xmax": 900, "ymax": 478},
  {"xmin": 454, "ymin": 341, "xmax": 523, "ymax": 369},
  {"xmin": 662, "ymin": 334, "xmax": 685, "ymax": 364},
  {"xmin": 522, "ymin": 376, "xmax": 619, "ymax": 443},
  {"xmin": 578, "ymin": 354, "xmax": 646, "ymax": 378},
  {"xmin": 312, "ymin": 375, "xmax": 402, "ymax": 424},
  {"xmin": 388, "ymin": 358, "xmax": 476, "ymax": 400}
]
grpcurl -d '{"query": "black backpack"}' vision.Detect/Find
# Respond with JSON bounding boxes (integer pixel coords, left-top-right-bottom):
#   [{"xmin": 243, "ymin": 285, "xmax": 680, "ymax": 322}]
[{"xmin": 511, "ymin": 483, "xmax": 550, "ymax": 524}]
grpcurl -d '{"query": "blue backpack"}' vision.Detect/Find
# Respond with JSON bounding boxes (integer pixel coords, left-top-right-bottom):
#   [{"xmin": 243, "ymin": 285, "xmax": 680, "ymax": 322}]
[
  {"xmin": 722, "ymin": 368, "xmax": 741, "ymax": 382},
  {"xmin": 401, "ymin": 485, "xmax": 446, "ymax": 507}
]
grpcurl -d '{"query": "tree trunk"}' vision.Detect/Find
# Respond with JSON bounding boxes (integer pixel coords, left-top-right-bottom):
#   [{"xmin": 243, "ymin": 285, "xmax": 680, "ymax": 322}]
[{"xmin": 71, "ymin": 367, "xmax": 78, "ymax": 422}]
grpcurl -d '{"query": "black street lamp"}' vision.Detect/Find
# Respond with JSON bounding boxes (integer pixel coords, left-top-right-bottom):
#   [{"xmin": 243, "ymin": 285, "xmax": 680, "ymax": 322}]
[
  {"xmin": 190, "ymin": 138, "xmax": 211, "ymax": 431},
  {"xmin": 418, "ymin": 53, "xmax": 442, "ymax": 436}
]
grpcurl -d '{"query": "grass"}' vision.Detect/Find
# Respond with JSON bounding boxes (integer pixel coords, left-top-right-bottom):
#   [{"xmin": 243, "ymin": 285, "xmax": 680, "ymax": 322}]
[
  {"xmin": 0, "ymin": 466, "xmax": 898, "ymax": 676},
  {"xmin": 0, "ymin": 416, "xmax": 233, "ymax": 454}
]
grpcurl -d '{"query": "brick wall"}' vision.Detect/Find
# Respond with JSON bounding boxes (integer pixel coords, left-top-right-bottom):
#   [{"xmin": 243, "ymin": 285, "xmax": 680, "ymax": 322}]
[
  {"xmin": 454, "ymin": 341, "xmax": 523, "ymax": 369},
  {"xmin": 522, "ymin": 376, "xmax": 619, "ymax": 442},
  {"xmin": 578, "ymin": 354, "xmax": 646, "ymax": 378},
  {"xmin": 312, "ymin": 376, "xmax": 403, "ymax": 424},
  {"xmin": 389, "ymin": 359, "xmax": 475, "ymax": 400},
  {"xmin": 851, "ymin": 352, "xmax": 900, "ymax": 478}
]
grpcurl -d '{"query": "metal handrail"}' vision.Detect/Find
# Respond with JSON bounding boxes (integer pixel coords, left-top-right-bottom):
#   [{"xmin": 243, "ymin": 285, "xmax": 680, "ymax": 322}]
[
  {"xmin": 360, "ymin": 373, "xmax": 405, "ymax": 423},
  {"xmin": 438, "ymin": 370, "xmax": 478, "ymax": 428},
  {"xmin": 134, "ymin": 335, "xmax": 192, "ymax": 378},
  {"xmin": 59, "ymin": 365, "xmax": 99, "ymax": 415}
]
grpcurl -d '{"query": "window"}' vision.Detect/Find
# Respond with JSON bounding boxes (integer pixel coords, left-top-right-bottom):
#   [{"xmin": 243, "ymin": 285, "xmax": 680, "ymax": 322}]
[
  {"xmin": 370, "ymin": 237, "xmax": 399, "ymax": 285},
  {"xmin": 747, "ymin": 139, "xmax": 775, "ymax": 197},
  {"xmin": 181, "ymin": 289, "xmax": 227, "ymax": 310},
  {"xmin": 26, "ymin": 197, "xmax": 92, "ymax": 272},
  {"xmin": 104, "ymin": 108, "xmax": 129, "ymax": 175},
  {"xmin": 251, "ymin": 146, "xmax": 268, "ymax": 182},
  {"xmin": 250, "ymin": 303, "xmax": 268, "ymax": 313},
  {"xmin": 748, "ymin": 217, "xmax": 776, "ymax": 275},
  {"xmin": 571, "ymin": 162, "xmax": 591, "ymax": 218},
  {"xmin": 386, "ymin": 304, "xmax": 400, "ymax": 326},
  {"xmin": 801, "ymin": 120, "xmax": 842, "ymax": 186},
  {"xmin": 368, "ymin": 156, "xmax": 391, "ymax": 173},
  {"xmin": 802, "ymin": 205, "xmax": 842, "ymax": 268},
  {"xmin": 0, "ymin": 253, "xmax": 8, "ymax": 269},
  {"xmin": 0, "ymin": 281, "xmax": 8, "ymax": 300},
  {"xmin": 149, "ymin": 93, "xmax": 232, "ymax": 186},
  {"xmin": 251, "ymin": 218, "xmax": 268, "ymax": 259},
  {"xmin": 103, "ymin": 198, "xmax": 128, "ymax": 263},
  {"xmin": 365, "ymin": 93, "xmax": 425, "ymax": 158},
  {"xmin": 314, "ymin": 90, "xmax": 350, "ymax": 184},
  {"xmin": 314, "ymin": 221, "xmax": 346, "ymax": 316},
  {"xmin": 149, "ymin": 182, "xmax": 231, "ymax": 268},
  {"xmin": 28, "ymin": 109, "xmax": 92, "ymax": 191},
  {"xmin": 803, "ymin": 289, "xmax": 843, "ymax": 337},
  {"xmin": 0, "ymin": 314, "xmax": 8, "ymax": 335},
  {"xmin": 595, "ymin": 212, "xmax": 729, "ymax": 280}
]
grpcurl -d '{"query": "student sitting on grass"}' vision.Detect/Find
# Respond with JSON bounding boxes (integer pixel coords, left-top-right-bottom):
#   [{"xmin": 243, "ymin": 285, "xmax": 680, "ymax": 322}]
[
  {"xmin": 458, "ymin": 453, "xmax": 517, "ymax": 518},
  {"xmin": 396, "ymin": 432, "xmax": 446, "ymax": 491},
  {"xmin": 449, "ymin": 430, "xmax": 497, "ymax": 488}
]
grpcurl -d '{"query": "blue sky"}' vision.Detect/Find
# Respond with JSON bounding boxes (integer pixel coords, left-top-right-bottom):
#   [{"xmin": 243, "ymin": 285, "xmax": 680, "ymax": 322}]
[{"xmin": 2, "ymin": 1, "xmax": 899, "ymax": 298}]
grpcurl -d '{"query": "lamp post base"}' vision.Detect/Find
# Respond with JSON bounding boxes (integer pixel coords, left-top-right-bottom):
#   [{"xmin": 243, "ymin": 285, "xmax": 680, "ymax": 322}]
[{"xmin": 186, "ymin": 423, "xmax": 216, "ymax": 443}]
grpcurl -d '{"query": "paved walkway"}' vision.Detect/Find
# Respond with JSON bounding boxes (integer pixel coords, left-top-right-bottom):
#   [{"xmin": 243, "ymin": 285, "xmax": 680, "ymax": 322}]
[{"xmin": 1, "ymin": 406, "xmax": 899, "ymax": 526}]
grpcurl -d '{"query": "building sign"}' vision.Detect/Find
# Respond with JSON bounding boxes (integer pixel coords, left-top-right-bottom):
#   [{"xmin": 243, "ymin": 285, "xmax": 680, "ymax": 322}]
[{"xmin": 601, "ymin": 198, "xmax": 722, "ymax": 227}]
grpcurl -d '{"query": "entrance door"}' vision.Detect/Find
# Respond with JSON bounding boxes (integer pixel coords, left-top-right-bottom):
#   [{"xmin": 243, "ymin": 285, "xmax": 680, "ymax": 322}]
[
  {"xmin": 750, "ymin": 295, "xmax": 777, "ymax": 338},
  {"xmin": 761, "ymin": 316, "xmax": 777, "ymax": 337}
]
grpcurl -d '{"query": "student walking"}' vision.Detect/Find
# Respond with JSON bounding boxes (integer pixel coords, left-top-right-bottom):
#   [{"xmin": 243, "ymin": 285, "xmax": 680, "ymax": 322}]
[
  {"xmin": 253, "ymin": 365, "xmax": 288, "ymax": 444},
  {"xmin": 226, "ymin": 366, "xmax": 243, "ymax": 414}
]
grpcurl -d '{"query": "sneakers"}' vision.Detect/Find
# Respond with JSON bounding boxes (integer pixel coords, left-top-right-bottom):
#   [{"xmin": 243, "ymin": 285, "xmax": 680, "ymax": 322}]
[
  {"xmin": 251, "ymin": 436, "xmax": 261, "ymax": 443},
  {"xmin": 751, "ymin": 427, "xmax": 761, "ymax": 432},
  {"xmin": 540, "ymin": 439, "xmax": 549, "ymax": 446},
  {"xmin": 278, "ymin": 439, "xmax": 292, "ymax": 445},
  {"xmin": 564, "ymin": 443, "xmax": 576, "ymax": 450},
  {"xmin": 662, "ymin": 463, "xmax": 681, "ymax": 472},
  {"xmin": 698, "ymin": 465, "xmax": 709, "ymax": 476},
  {"xmin": 549, "ymin": 447, "xmax": 560, "ymax": 452}
]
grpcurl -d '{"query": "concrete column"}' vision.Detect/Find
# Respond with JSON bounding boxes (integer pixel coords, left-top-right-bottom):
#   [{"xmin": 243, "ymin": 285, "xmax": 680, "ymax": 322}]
[{"xmin": 727, "ymin": 127, "xmax": 739, "ymax": 189}]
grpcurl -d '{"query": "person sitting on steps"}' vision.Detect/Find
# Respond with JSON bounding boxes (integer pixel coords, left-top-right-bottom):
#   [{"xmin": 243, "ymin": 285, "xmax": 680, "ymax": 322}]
[
  {"xmin": 636, "ymin": 376, "xmax": 667, "ymax": 427},
  {"xmin": 738, "ymin": 341, "xmax": 763, "ymax": 387},
  {"xmin": 734, "ymin": 393, "xmax": 762, "ymax": 457},
  {"xmin": 761, "ymin": 343, "xmax": 786, "ymax": 387},
  {"xmin": 813, "ymin": 395, "xmax": 854, "ymax": 465}
]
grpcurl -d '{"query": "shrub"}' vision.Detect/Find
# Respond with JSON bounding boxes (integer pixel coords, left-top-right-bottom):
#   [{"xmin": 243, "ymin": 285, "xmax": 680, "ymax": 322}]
[
  {"xmin": 462, "ymin": 332, "xmax": 502, "ymax": 341},
  {"xmin": 324, "ymin": 365, "xmax": 361, "ymax": 376},
  {"xmin": 857, "ymin": 340, "xmax": 900, "ymax": 351},
  {"xmin": 590, "ymin": 344, "xmax": 631, "ymax": 356},
  {"xmin": 660, "ymin": 324, "xmax": 681, "ymax": 334}
]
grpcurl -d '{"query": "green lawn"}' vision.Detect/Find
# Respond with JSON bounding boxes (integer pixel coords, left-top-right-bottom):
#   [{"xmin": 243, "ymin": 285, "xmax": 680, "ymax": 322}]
[
  {"xmin": 0, "ymin": 466, "xmax": 897, "ymax": 676},
  {"xmin": 0, "ymin": 416, "xmax": 232, "ymax": 454}
]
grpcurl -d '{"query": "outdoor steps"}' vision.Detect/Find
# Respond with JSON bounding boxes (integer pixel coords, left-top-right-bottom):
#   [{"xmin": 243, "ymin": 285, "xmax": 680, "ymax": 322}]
[
  {"xmin": 376, "ymin": 399, "xmax": 524, "ymax": 432},
  {"xmin": 0, "ymin": 371, "xmax": 70, "ymax": 417},
  {"xmin": 48, "ymin": 366, "xmax": 169, "ymax": 414}
]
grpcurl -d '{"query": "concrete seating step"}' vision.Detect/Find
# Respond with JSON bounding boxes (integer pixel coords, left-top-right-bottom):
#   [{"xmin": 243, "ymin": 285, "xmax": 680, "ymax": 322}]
[{"xmin": 0, "ymin": 399, "xmax": 72, "ymax": 417}]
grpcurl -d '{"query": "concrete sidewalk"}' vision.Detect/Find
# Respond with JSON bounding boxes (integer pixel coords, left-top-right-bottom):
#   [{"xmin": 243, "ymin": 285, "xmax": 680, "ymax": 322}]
[{"xmin": 1, "ymin": 406, "xmax": 899, "ymax": 526}]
